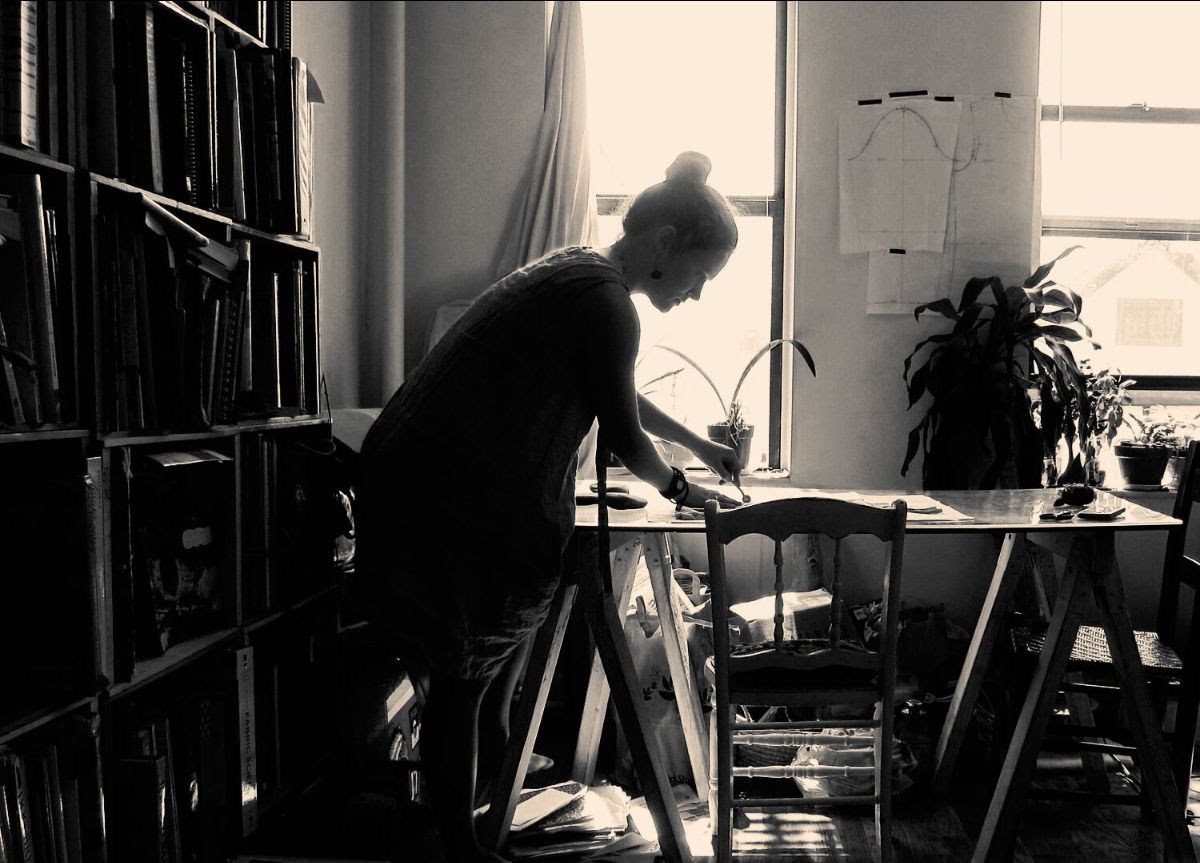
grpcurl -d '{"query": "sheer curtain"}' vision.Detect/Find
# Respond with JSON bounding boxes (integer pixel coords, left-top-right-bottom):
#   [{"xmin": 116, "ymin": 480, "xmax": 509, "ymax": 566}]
[
  {"xmin": 425, "ymin": 1, "xmax": 598, "ymax": 352},
  {"xmin": 492, "ymin": 0, "xmax": 598, "ymax": 280}
]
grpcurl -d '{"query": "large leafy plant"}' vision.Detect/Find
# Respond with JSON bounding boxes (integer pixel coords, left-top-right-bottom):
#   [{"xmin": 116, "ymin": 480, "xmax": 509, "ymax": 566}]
[{"xmin": 901, "ymin": 249, "xmax": 1097, "ymax": 489}]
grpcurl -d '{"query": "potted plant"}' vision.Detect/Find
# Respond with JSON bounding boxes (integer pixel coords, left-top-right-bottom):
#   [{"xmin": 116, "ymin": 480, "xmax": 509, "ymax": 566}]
[
  {"xmin": 901, "ymin": 248, "xmax": 1097, "ymax": 489},
  {"xmin": 1114, "ymin": 410, "xmax": 1179, "ymax": 488},
  {"xmin": 1069, "ymin": 366, "xmax": 1135, "ymax": 487},
  {"xmin": 647, "ymin": 339, "xmax": 817, "ymax": 469}
]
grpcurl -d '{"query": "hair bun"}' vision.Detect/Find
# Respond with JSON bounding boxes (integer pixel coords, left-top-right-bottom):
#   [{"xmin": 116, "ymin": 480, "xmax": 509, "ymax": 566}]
[{"xmin": 664, "ymin": 151, "xmax": 711, "ymax": 185}]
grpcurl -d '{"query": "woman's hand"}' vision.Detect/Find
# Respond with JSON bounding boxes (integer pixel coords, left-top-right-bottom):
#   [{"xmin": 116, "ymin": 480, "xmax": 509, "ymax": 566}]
[
  {"xmin": 679, "ymin": 480, "xmax": 741, "ymax": 510},
  {"xmin": 692, "ymin": 438, "xmax": 743, "ymax": 484}
]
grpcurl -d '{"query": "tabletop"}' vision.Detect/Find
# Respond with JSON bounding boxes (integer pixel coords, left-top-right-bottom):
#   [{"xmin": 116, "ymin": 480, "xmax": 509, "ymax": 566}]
[{"xmin": 574, "ymin": 478, "xmax": 1181, "ymax": 534}]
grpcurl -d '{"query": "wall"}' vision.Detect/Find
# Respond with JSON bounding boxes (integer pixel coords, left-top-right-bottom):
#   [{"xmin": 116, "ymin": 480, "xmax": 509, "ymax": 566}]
[
  {"xmin": 403, "ymin": 1, "xmax": 547, "ymax": 376},
  {"xmin": 332, "ymin": 0, "xmax": 1169, "ymax": 628},
  {"xmin": 292, "ymin": 1, "xmax": 373, "ymax": 408}
]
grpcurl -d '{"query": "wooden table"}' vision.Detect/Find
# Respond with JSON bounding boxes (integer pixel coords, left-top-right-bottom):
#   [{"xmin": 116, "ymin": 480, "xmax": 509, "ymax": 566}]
[{"xmin": 484, "ymin": 481, "xmax": 1190, "ymax": 862}]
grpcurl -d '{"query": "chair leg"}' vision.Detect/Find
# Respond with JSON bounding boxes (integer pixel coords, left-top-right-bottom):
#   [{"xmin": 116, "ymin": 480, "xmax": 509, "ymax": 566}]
[
  {"xmin": 876, "ymin": 701, "xmax": 894, "ymax": 863},
  {"xmin": 708, "ymin": 704, "xmax": 719, "ymax": 848},
  {"xmin": 716, "ymin": 703, "xmax": 734, "ymax": 862}
]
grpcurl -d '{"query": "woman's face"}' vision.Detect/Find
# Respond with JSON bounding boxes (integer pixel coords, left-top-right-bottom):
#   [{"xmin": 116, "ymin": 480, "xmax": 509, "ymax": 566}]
[{"xmin": 644, "ymin": 244, "xmax": 733, "ymax": 313}]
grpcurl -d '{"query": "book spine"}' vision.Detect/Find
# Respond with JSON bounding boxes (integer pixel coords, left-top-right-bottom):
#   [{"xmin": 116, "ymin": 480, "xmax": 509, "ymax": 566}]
[
  {"xmin": 86, "ymin": 455, "xmax": 114, "ymax": 687},
  {"xmin": 36, "ymin": 0, "xmax": 58, "ymax": 160},
  {"xmin": 0, "ymin": 304, "xmax": 27, "ymax": 426},
  {"xmin": 1, "ymin": 1, "xmax": 40, "ymax": 150},
  {"xmin": 13, "ymin": 173, "xmax": 61, "ymax": 422},
  {"xmin": 291, "ymin": 57, "xmax": 311, "ymax": 239},
  {"xmin": 235, "ymin": 646, "xmax": 257, "ymax": 838},
  {"xmin": 0, "ymin": 773, "xmax": 14, "ymax": 863},
  {"xmin": 2, "ymin": 752, "xmax": 36, "ymax": 863},
  {"xmin": 84, "ymin": 1, "xmax": 118, "ymax": 175},
  {"xmin": 215, "ymin": 242, "xmax": 249, "ymax": 425}
]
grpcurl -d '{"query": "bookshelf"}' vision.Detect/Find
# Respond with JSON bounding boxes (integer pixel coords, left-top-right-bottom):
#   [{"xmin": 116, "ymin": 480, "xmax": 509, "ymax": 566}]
[{"xmin": 0, "ymin": 2, "xmax": 347, "ymax": 861}]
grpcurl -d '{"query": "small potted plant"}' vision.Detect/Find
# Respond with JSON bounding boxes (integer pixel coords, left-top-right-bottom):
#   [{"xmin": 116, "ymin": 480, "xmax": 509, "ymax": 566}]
[
  {"xmin": 1114, "ymin": 409, "xmax": 1177, "ymax": 488},
  {"xmin": 648, "ymin": 339, "xmax": 816, "ymax": 469}
]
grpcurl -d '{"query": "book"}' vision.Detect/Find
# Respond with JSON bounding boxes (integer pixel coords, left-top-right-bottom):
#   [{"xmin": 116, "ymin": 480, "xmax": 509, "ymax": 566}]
[
  {"xmin": 114, "ymin": 1, "xmax": 163, "ymax": 193},
  {"xmin": 0, "ymin": 189, "xmax": 42, "ymax": 425},
  {"xmin": 112, "ymin": 755, "xmax": 169, "ymax": 862},
  {"xmin": 1, "ymin": 751, "xmax": 36, "ymax": 863},
  {"xmin": 214, "ymin": 242, "xmax": 249, "ymax": 425},
  {"xmin": 84, "ymin": 1, "xmax": 118, "ymax": 175},
  {"xmin": 291, "ymin": 56, "xmax": 311, "ymax": 238},
  {"xmin": 35, "ymin": 0, "xmax": 58, "ymax": 160},
  {"xmin": 235, "ymin": 646, "xmax": 257, "ymax": 838},
  {"xmin": 0, "ymin": 773, "xmax": 14, "ymax": 863},
  {"xmin": 216, "ymin": 48, "xmax": 245, "ymax": 219},
  {"xmin": 0, "ymin": 305, "xmax": 26, "ymax": 426},
  {"xmin": 1, "ymin": 173, "xmax": 61, "ymax": 423},
  {"xmin": 0, "ymin": 1, "xmax": 39, "ymax": 150}
]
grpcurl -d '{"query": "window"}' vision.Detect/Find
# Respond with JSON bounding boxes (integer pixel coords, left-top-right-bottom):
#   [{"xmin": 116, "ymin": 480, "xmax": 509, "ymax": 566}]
[
  {"xmin": 582, "ymin": 1, "xmax": 786, "ymax": 470},
  {"xmin": 1038, "ymin": 1, "xmax": 1200, "ymax": 401}
]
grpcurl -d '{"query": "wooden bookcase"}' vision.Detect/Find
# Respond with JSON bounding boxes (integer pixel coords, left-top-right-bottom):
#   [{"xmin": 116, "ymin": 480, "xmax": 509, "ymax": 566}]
[{"xmin": 0, "ymin": 2, "xmax": 345, "ymax": 860}]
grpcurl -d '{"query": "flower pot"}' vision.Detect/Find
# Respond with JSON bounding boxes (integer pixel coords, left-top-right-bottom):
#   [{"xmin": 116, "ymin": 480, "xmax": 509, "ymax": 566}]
[
  {"xmin": 1164, "ymin": 450, "xmax": 1190, "ymax": 493},
  {"xmin": 1113, "ymin": 442, "xmax": 1170, "ymax": 488},
  {"xmin": 707, "ymin": 423, "xmax": 754, "ymax": 469}
]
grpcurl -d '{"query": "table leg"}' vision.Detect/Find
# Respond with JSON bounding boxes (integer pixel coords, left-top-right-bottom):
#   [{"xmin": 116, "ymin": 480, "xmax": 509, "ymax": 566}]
[
  {"xmin": 972, "ymin": 535, "xmax": 1094, "ymax": 862},
  {"xmin": 1089, "ymin": 532, "xmax": 1194, "ymax": 862},
  {"xmin": 570, "ymin": 536, "xmax": 645, "ymax": 783},
  {"xmin": 578, "ymin": 543, "xmax": 693, "ymax": 862},
  {"xmin": 480, "ymin": 578, "xmax": 578, "ymax": 851},
  {"xmin": 933, "ymin": 532, "xmax": 1025, "ymax": 795},
  {"xmin": 644, "ymin": 533, "xmax": 710, "ymax": 796}
]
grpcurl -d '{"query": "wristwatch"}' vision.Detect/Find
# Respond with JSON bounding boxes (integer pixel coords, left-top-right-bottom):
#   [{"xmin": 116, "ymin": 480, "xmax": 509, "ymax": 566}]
[{"xmin": 659, "ymin": 466, "xmax": 690, "ymax": 504}]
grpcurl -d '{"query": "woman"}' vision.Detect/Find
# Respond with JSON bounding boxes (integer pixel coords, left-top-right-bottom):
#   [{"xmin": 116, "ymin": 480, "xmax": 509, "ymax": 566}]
[{"xmin": 357, "ymin": 151, "xmax": 741, "ymax": 862}]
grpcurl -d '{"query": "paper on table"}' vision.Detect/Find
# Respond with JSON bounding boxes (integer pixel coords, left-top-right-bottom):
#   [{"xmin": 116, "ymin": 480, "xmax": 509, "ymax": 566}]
[{"xmin": 858, "ymin": 494, "xmax": 974, "ymax": 522}]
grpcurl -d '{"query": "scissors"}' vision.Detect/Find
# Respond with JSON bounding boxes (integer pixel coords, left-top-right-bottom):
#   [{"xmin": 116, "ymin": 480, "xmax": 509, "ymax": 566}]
[{"xmin": 1039, "ymin": 506, "xmax": 1084, "ymax": 522}]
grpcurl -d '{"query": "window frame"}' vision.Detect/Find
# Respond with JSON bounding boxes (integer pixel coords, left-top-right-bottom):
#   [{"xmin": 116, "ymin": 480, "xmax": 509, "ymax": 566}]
[
  {"xmin": 591, "ymin": 0, "xmax": 790, "ymax": 467},
  {"xmin": 1038, "ymin": 13, "xmax": 1200, "ymax": 394}
]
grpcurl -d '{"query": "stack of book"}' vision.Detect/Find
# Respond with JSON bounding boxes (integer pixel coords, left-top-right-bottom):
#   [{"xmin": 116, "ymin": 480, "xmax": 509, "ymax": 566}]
[
  {"xmin": 490, "ymin": 781, "xmax": 647, "ymax": 861},
  {"xmin": 0, "ymin": 172, "xmax": 74, "ymax": 428},
  {"xmin": 2, "ymin": 1, "xmax": 316, "ymax": 239}
]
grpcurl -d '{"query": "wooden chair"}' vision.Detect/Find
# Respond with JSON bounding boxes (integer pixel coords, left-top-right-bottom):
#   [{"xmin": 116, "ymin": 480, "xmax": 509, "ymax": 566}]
[
  {"xmin": 702, "ymin": 497, "xmax": 908, "ymax": 863},
  {"xmin": 1008, "ymin": 440, "xmax": 1200, "ymax": 808}
]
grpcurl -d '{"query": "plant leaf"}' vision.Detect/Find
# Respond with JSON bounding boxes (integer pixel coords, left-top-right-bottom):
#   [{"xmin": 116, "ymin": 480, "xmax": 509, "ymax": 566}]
[
  {"xmin": 914, "ymin": 298, "xmax": 959, "ymax": 321},
  {"xmin": 729, "ymin": 338, "xmax": 816, "ymax": 409},
  {"xmin": 649, "ymin": 344, "xmax": 727, "ymax": 416},
  {"xmin": 1023, "ymin": 245, "xmax": 1082, "ymax": 288}
]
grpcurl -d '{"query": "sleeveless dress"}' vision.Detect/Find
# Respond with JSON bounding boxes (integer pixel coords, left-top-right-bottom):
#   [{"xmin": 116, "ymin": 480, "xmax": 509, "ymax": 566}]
[{"xmin": 357, "ymin": 247, "xmax": 627, "ymax": 681}]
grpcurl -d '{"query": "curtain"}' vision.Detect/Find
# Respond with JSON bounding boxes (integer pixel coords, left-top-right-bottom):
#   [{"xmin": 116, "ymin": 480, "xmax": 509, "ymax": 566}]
[{"xmin": 492, "ymin": 0, "xmax": 598, "ymax": 280}]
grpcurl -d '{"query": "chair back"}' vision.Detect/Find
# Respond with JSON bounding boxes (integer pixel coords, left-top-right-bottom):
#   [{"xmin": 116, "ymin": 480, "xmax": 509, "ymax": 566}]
[
  {"xmin": 703, "ymin": 496, "xmax": 907, "ymax": 676},
  {"xmin": 1155, "ymin": 440, "xmax": 1200, "ymax": 642}
]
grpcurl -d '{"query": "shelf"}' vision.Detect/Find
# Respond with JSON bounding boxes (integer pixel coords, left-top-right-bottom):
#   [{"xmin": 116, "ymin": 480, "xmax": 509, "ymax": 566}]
[
  {"xmin": 0, "ymin": 695, "xmax": 97, "ymax": 747},
  {"xmin": 0, "ymin": 427, "xmax": 90, "ymax": 444},
  {"xmin": 89, "ymin": 171, "xmax": 319, "ymax": 250},
  {"xmin": 109, "ymin": 627, "xmax": 241, "ymax": 701},
  {"xmin": 174, "ymin": 0, "xmax": 271, "ymax": 49},
  {"xmin": 0, "ymin": 142, "xmax": 75, "ymax": 174},
  {"xmin": 89, "ymin": 171, "xmax": 235, "ymax": 226},
  {"xmin": 97, "ymin": 415, "xmax": 329, "ymax": 447},
  {"xmin": 233, "ymin": 220, "xmax": 319, "ymax": 252},
  {"xmin": 243, "ymin": 583, "xmax": 339, "ymax": 635}
]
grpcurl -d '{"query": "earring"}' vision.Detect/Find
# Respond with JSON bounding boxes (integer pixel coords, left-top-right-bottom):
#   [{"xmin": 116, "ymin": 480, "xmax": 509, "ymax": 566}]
[{"xmin": 651, "ymin": 268, "xmax": 662, "ymax": 280}]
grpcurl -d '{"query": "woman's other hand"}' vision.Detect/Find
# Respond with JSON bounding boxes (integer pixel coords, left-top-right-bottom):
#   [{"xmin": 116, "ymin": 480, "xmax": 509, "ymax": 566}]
[
  {"xmin": 692, "ymin": 438, "xmax": 743, "ymax": 484},
  {"xmin": 679, "ymin": 481, "xmax": 741, "ymax": 510}
]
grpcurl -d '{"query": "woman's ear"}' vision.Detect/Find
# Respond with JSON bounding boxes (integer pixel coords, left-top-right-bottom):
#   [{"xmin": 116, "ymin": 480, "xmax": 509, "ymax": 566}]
[{"xmin": 654, "ymin": 225, "xmax": 679, "ymax": 257}]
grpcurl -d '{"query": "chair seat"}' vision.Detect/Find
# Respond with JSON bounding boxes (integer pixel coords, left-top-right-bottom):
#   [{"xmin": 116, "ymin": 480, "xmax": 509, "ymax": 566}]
[
  {"xmin": 1010, "ymin": 623, "xmax": 1183, "ymax": 674},
  {"xmin": 705, "ymin": 644, "xmax": 882, "ymax": 694}
]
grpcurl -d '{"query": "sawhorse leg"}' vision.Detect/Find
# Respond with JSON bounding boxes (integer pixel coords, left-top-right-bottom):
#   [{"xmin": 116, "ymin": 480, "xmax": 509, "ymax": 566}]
[
  {"xmin": 481, "ymin": 536, "xmax": 693, "ymax": 861},
  {"xmin": 571, "ymin": 537, "xmax": 645, "ymax": 783},
  {"xmin": 933, "ymin": 532, "xmax": 1025, "ymax": 795}
]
